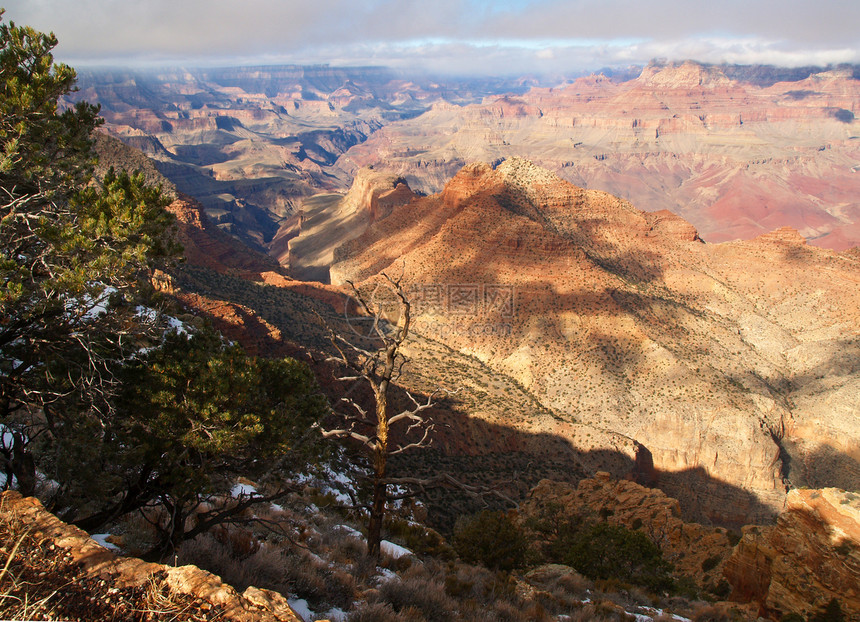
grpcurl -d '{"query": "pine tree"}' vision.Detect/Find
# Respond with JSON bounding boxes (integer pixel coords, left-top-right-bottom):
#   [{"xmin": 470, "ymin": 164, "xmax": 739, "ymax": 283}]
[
  {"xmin": 0, "ymin": 11, "xmax": 178, "ymax": 493},
  {"xmin": 60, "ymin": 324, "xmax": 330, "ymax": 560}
]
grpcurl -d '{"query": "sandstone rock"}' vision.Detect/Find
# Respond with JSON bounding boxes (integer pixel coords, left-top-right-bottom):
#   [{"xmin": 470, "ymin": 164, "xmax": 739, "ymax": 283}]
[
  {"xmin": 330, "ymin": 158, "xmax": 860, "ymax": 526},
  {"xmin": 520, "ymin": 475, "xmax": 735, "ymax": 592},
  {"xmin": 723, "ymin": 487, "xmax": 860, "ymax": 620},
  {"xmin": 0, "ymin": 491, "xmax": 302, "ymax": 621}
]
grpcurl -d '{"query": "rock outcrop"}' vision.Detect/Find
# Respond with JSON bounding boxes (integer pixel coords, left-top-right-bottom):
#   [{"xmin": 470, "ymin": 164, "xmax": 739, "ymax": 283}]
[
  {"xmin": 724, "ymin": 487, "xmax": 860, "ymax": 620},
  {"xmin": 282, "ymin": 167, "xmax": 418, "ymax": 282},
  {"xmin": 0, "ymin": 491, "xmax": 303, "ymax": 621},
  {"xmin": 520, "ymin": 474, "xmax": 735, "ymax": 592}
]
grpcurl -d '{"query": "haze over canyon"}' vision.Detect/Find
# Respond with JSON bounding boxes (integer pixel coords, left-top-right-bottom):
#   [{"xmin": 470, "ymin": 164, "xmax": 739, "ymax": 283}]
[{"xmin": 73, "ymin": 60, "xmax": 860, "ymax": 261}]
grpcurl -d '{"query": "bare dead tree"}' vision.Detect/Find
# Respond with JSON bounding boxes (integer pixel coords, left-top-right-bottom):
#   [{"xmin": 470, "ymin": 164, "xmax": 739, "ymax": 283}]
[{"xmin": 319, "ymin": 271, "xmax": 446, "ymax": 560}]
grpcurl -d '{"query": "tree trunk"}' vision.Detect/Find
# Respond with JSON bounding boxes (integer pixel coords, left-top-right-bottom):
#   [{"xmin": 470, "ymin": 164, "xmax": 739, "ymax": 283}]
[
  {"xmin": 142, "ymin": 500, "xmax": 185, "ymax": 563},
  {"xmin": 11, "ymin": 432, "xmax": 35, "ymax": 497},
  {"xmin": 73, "ymin": 467, "xmax": 154, "ymax": 532},
  {"xmin": 367, "ymin": 473, "xmax": 387, "ymax": 561},
  {"xmin": 367, "ymin": 385, "xmax": 389, "ymax": 561}
]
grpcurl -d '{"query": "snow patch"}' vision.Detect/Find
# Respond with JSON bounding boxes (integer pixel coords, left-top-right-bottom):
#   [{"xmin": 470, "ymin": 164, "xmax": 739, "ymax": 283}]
[
  {"xmin": 91, "ymin": 533, "xmax": 122, "ymax": 552},
  {"xmin": 375, "ymin": 567, "xmax": 397, "ymax": 582},
  {"xmin": 321, "ymin": 607, "xmax": 347, "ymax": 622},
  {"xmin": 81, "ymin": 286, "xmax": 117, "ymax": 320},
  {"xmin": 165, "ymin": 315, "xmax": 189, "ymax": 335},
  {"xmin": 380, "ymin": 540, "xmax": 412, "ymax": 559},
  {"xmin": 333, "ymin": 524, "xmax": 362, "ymax": 539},
  {"xmin": 1, "ymin": 424, "xmax": 14, "ymax": 449},
  {"xmin": 231, "ymin": 482, "xmax": 257, "ymax": 498},
  {"xmin": 288, "ymin": 598, "xmax": 314, "ymax": 622},
  {"xmin": 631, "ymin": 607, "xmax": 691, "ymax": 622}
]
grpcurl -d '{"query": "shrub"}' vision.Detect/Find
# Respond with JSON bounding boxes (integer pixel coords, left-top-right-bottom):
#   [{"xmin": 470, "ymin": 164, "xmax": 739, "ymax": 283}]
[
  {"xmin": 700, "ymin": 554, "xmax": 721, "ymax": 573},
  {"xmin": 177, "ymin": 533, "xmax": 355, "ymax": 610},
  {"xmin": 809, "ymin": 598, "xmax": 845, "ymax": 622},
  {"xmin": 376, "ymin": 569, "xmax": 457, "ymax": 622},
  {"xmin": 452, "ymin": 510, "xmax": 526, "ymax": 571},
  {"xmin": 556, "ymin": 522, "xmax": 674, "ymax": 593},
  {"xmin": 691, "ymin": 604, "xmax": 731, "ymax": 622},
  {"xmin": 346, "ymin": 602, "xmax": 401, "ymax": 622}
]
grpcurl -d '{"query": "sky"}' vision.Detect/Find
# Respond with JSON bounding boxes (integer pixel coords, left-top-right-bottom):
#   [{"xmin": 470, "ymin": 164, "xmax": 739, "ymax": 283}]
[{"xmin": 4, "ymin": 0, "xmax": 860, "ymax": 76}]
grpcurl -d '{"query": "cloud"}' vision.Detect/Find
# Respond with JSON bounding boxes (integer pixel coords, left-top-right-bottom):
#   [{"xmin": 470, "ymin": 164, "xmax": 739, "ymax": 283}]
[{"xmin": 3, "ymin": 0, "xmax": 859, "ymax": 73}]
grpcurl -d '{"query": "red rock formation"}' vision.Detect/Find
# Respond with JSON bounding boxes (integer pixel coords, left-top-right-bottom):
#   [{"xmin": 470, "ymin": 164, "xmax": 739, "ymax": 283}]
[
  {"xmin": 0, "ymin": 491, "xmax": 302, "ymax": 621},
  {"xmin": 724, "ymin": 488, "xmax": 860, "ymax": 619},
  {"xmin": 166, "ymin": 195, "xmax": 281, "ymax": 277},
  {"xmin": 520, "ymin": 474, "xmax": 735, "ymax": 592},
  {"xmin": 342, "ymin": 62, "xmax": 860, "ymax": 250}
]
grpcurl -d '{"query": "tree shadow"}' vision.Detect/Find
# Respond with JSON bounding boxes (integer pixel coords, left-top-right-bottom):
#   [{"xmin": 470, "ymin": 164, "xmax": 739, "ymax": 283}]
[
  {"xmin": 173, "ymin": 264, "xmax": 785, "ymax": 534},
  {"xmin": 385, "ymin": 381, "xmax": 779, "ymax": 533}
]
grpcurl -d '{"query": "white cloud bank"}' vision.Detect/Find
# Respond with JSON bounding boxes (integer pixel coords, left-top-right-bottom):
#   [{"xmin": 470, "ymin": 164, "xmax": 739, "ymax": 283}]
[{"xmin": 4, "ymin": 0, "xmax": 859, "ymax": 73}]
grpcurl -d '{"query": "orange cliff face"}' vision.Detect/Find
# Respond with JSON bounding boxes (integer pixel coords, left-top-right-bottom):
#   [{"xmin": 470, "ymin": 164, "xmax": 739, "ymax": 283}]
[
  {"xmin": 330, "ymin": 158, "xmax": 860, "ymax": 526},
  {"xmin": 164, "ymin": 193, "xmax": 348, "ymax": 355},
  {"xmin": 340, "ymin": 61, "xmax": 860, "ymax": 251},
  {"xmin": 724, "ymin": 487, "xmax": 860, "ymax": 619}
]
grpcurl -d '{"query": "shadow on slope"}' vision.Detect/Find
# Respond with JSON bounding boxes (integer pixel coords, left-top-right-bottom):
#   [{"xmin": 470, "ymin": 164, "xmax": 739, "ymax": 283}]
[{"xmin": 171, "ymin": 264, "xmax": 779, "ymax": 533}]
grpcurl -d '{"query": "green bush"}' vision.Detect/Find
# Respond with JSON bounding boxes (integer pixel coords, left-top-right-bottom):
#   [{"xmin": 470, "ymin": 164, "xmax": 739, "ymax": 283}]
[
  {"xmin": 553, "ymin": 521, "xmax": 674, "ymax": 593},
  {"xmin": 452, "ymin": 510, "xmax": 526, "ymax": 571}
]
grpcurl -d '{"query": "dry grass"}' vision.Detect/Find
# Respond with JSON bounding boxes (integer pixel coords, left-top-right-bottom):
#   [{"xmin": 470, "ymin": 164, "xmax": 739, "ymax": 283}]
[{"xmin": 0, "ymin": 504, "xmax": 222, "ymax": 621}]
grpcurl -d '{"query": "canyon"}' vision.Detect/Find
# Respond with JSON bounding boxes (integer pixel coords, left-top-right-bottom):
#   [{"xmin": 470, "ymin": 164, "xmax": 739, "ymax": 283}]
[
  {"xmin": 66, "ymin": 64, "xmax": 860, "ymax": 617},
  {"xmin": 328, "ymin": 158, "xmax": 860, "ymax": 527},
  {"xmin": 341, "ymin": 61, "xmax": 860, "ymax": 250},
  {"xmin": 140, "ymin": 113, "xmax": 858, "ymax": 536},
  {"xmin": 74, "ymin": 65, "xmax": 532, "ymax": 252},
  {"xmin": 74, "ymin": 61, "xmax": 860, "ymax": 259}
]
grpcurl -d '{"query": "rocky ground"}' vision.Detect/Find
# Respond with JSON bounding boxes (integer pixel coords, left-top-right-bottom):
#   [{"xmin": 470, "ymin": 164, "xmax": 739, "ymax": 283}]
[{"xmin": 0, "ymin": 492, "xmax": 302, "ymax": 621}]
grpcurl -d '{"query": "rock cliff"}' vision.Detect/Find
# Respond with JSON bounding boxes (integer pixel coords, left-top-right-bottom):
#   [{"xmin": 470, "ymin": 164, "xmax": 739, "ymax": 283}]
[
  {"xmin": 342, "ymin": 61, "xmax": 860, "ymax": 250},
  {"xmin": 724, "ymin": 487, "xmax": 860, "ymax": 620},
  {"xmin": 520, "ymin": 474, "xmax": 735, "ymax": 592}
]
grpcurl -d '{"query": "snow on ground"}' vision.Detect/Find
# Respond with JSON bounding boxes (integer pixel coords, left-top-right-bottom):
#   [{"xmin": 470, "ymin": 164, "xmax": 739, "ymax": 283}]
[
  {"xmin": 1, "ymin": 424, "xmax": 14, "ymax": 449},
  {"xmin": 319, "ymin": 464, "xmax": 358, "ymax": 505},
  {"xmin": 375, "ymin": 567, "xmax": 397, "ymax": 582},
  {"xmin": 91, "ymin": 533, "xmax": 122, "ymax": 552},
  {"xmin": 295, "ymin": 451, "xmax": 363, "ymax": 507},
  {"xmin": 333, "ymin": 524, "xmax": 362, "ymax": 539},
  {"xmin": 288, "ymin": 598, "xmax": 314, "ymax": 622},
  {"xmin": 321, "ymin": 608, "xmax": 346, "ymax": 622},
  {"xmin": 81, "ymin": 286, "xmax": 117, "ymax": 320},
  {"xmin": 636, "ymin": 607, "xmax": 691, "ymax": 621},
  {"xmin": 164, "ymin": 315, "xmax": 189, "ymax": 335},
  {"xmin": 0, "ymin": 357, "xmax": 24, "ymax": 378},
  {"xmin": 380, "ymin": 540, "xmax": 412, "ymax": 559},
  {"xmin": 231, "ymin": 482, "xmax": 257, "ymax": 498}
]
